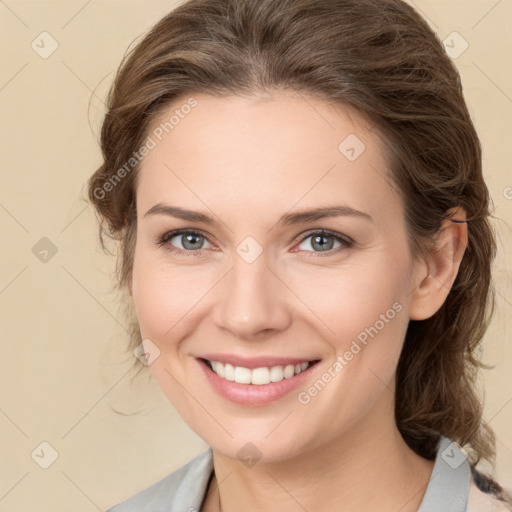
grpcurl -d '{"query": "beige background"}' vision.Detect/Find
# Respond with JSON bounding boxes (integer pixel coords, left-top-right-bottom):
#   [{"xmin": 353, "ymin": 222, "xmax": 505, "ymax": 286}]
[{"xmin": 0, "ymin": 0, "xmax": 511, "ymax": 510}]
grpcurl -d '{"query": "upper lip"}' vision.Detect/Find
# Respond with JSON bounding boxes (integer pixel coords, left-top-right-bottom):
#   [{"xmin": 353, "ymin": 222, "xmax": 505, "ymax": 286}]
[{"xmin": 199, "ymin": 353, "xmax": 320, "ymax": 369}]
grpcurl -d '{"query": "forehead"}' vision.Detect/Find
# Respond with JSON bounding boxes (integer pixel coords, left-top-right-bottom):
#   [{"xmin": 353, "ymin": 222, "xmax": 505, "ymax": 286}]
[{"xmin": 136, "ymin": 91, "xmax": 399, "ymax": 224}]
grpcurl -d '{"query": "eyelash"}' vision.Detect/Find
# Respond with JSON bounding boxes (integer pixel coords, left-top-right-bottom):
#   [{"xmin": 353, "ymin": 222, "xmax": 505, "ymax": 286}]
[{"xmin": 155, "ymin": 228, "xmax": 354, "ymax": 257}]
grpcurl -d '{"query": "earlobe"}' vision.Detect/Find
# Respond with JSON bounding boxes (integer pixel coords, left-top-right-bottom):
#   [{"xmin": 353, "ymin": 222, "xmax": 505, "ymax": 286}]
[{"xmin": 408, "ymin": 207, "xmax": 468, "ymax": 321}]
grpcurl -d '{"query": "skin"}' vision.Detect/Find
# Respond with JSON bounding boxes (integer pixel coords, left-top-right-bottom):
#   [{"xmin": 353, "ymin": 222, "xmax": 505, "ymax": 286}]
[{"xmin": 129, "ymin": 91, "xmax": 468, "ymax": 512}]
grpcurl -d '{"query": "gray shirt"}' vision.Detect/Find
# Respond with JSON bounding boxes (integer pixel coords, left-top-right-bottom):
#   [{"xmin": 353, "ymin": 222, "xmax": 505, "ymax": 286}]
[{"xmin": 105, "ymin": 436, "xmax": 508, "ymax": 511}]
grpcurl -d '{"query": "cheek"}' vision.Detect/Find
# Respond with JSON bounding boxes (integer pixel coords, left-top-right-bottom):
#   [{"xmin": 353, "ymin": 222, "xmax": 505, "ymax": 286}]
[
  {"xmin": 283, "ymin": 255, "xmax": 411, "ymax": 349},
  {"xmin": 131, "ymin": 250, "xmax": 211, "ymax": 422},
  {"xmin": 131, "ymin": 267, "xmax": 177, "ymax": 339},
  {"xmin": 131, "ymin": 243, "xmax": 185, "ymax": 333},
  {"xmin": 285, "ymin": 253, "xmax": 412, "ymax": 414},
  {"xmin": 288, "ymin": 262, "xmax": 410, "ymax": 430},
  {"xmin": 131, "ymin": 248, "xmax": 217, "ymax": 344}
]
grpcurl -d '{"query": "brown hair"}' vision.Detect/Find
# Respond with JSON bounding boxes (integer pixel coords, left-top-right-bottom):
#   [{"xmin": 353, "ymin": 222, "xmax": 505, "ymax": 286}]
[{"xmin": 87, "ymin": 0, "xmax": 508, "ymax": 500}]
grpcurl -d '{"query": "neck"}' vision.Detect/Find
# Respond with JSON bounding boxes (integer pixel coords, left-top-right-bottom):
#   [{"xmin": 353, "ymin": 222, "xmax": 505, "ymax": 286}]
[{"xmin": 202, "ymin": 399, "xmax": 435, "ymax": 512}]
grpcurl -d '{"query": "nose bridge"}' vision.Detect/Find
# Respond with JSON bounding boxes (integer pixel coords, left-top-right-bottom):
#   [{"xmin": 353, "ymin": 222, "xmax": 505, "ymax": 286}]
[{"xmin": 212, "ymin": 250, "xmax": 291, "ymax": 339}]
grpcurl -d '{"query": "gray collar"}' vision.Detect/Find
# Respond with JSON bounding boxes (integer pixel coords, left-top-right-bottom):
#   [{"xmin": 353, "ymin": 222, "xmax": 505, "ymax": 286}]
[
  {"xmin": 417, "ymin": 435, "xmax": 470, "ymax": 512},
  {"xmin": 174, "ymin": 435, "xmax": 470, "ymax": 512},
  {"xmin": 108, "ymin": 435, "xmax": 470, "ymax": 511}
]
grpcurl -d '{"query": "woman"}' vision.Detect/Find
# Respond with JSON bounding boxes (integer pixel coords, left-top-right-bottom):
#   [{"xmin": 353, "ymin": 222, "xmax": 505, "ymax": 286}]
[{"xmin": 88, "ymin": 0, "xmax": 511, "ymax": 510}]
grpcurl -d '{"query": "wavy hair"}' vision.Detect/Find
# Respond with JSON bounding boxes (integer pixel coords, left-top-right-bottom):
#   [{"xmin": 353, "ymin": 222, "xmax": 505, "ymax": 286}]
[{"xmin": 87, "ymin": 0, "xmax": 508, "ymax": 501}]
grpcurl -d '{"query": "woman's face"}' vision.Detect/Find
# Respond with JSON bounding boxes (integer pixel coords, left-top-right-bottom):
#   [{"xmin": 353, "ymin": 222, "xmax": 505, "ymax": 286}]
[{"xmin": 131, "ymin": 91, "xmax": 423, "ymax": 462}]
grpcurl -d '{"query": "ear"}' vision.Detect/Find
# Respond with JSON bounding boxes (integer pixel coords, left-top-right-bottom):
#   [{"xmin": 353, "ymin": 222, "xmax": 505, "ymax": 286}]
[{"xmin": 408, "ymin": 207, "xmax": 468, "ymax": 321}]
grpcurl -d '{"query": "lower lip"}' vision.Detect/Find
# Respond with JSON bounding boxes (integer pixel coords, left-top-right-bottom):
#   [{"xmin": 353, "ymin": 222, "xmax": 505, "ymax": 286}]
[{"xmin": 197, "ymin": 358, "xmax": 320, "ymax": 406}]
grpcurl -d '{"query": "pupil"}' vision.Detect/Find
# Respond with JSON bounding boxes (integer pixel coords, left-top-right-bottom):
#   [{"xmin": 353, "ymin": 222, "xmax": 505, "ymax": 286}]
[
  {"xmin": 183, "ymin": 234, "xmax": 203, "ymax": 250},
  {"xmin": 312, "ymin": 233, "xmax": 333, "ymax": 251},
  {"xmin": 179, "ymin": 233, "xmax": 335, "ymax": 252}
]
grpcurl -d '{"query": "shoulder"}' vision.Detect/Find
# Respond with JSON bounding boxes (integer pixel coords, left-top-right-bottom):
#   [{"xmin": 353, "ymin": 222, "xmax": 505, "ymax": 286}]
[
  {"xmin": 104, "ymin": 448, "xmax": 214, "ymax": 512},
  {"xmin": 467, "ymin": 471, "xmax": 512, "ymax": 512}
]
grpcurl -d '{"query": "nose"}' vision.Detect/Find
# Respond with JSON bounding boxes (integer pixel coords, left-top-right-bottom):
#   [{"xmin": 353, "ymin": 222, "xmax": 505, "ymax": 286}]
[{"xmin": 212, "ymin": 253, "xmax": 292, "ymax": 341}]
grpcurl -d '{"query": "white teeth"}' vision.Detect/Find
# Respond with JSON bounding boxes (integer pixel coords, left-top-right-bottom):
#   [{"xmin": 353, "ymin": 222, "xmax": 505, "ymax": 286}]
[
  {"xmin": 234, "ymin": 366, "xmax": 251, "ymax": 384},
  {"xmin": 251, "ymin": 367, "xmax": 270, "ymax": 385},
  {"xmin": 208, "ymin": 360, "xmax": 311, "ymax": 384},
  {"xmin": 269, "ymin": 366, "xmax": 284, "ymax": 382},
  {"xmin": 283, "ymin": 364, "xmax": 295, "ymax": 378},
  {"xmin": 215, "ymin": 361, "xmax": 225, "ymax": 378},
  {"xmin": 224, "ymin": 363, "xmax": 235, "ymax": 381}
]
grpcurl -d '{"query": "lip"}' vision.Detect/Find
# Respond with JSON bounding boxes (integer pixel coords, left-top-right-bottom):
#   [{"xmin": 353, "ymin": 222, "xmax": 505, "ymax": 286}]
[
  {"xmin": 199, "ymin": 353, "xmax": 316, "ymax": 369},
  {"xmin": 197, "ymin": 357, "xmax": 321, "ymax": 407}
]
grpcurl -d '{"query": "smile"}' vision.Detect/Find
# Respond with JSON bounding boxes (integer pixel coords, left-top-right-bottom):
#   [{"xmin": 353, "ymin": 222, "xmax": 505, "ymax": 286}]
[
  {"xmin": 206, "ymin": 359, "xmax": 311, "ymax": 385},
  {"xmin": 197, "ymin": 356, "xmax": 321, "ymax": 406}
]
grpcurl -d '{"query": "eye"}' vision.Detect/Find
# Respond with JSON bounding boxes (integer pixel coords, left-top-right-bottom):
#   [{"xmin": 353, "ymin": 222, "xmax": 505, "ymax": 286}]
[
  {"xmin": 157, "ymin": 229, "xmax": 214, "ymax": 253},
  {"xmin": 156, "ymin": 228, "xmax": 353, "ymax": 257},
  {"xmin": 294, "ymin": 230, "xmax": 352, "ymax": 255}
]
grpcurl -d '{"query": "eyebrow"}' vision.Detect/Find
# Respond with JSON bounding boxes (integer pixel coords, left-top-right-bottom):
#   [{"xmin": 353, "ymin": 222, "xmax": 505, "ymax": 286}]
[
  {"xmin": 278, "ymin": 205, "xmax": 373, "ymax": 226},
  {"xmin": 143, "ymin": 204, "xmax": 373, "ymax": 227}
]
